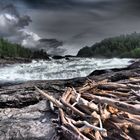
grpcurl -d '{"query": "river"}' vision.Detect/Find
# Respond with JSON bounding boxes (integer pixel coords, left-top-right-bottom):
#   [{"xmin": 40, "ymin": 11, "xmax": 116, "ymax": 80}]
[{"xmin": 0, "ymin": 58, "xmax": 133, "ymax": 82}]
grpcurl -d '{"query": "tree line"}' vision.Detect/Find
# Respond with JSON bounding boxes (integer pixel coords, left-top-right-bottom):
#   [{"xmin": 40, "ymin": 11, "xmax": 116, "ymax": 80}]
[
  {"xmin": 77, "ymin": 32, "xmax": 140, "ymax": 58},
  {"xmin": 0, "ymin": 38, "xmax": 49, "ymax": 59}
]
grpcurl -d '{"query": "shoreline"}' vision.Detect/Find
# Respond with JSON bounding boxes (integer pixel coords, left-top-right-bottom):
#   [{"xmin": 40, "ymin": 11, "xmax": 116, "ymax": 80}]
[
  {"xmin": 0, "ymin": 59, "xmax": 139, "ymax": 88},
  {"xmin": 0, "ymin": 57, "xmax": 32, "ymax": 66},
  {"xmin": 0, "ymin": 59, "xmax": 139, "ymax": 139}
]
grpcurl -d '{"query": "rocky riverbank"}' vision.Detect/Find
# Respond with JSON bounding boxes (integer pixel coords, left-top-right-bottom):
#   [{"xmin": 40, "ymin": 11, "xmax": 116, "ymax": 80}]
[
  {"xmin": 0, "ymin": 57, "xmax": 32, "ymax": 67},
  {"xmin": 0, "ymin": 60, "xmax": 139, "ymax": 140},
  {"xmin": 0, "ymin": 55, "xmax": 73, "ymax": 67}
]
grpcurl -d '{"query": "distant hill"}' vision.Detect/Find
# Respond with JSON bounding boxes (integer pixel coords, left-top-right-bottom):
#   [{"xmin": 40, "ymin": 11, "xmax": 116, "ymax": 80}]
[
  {"xmin": 77, "ymin": 32, "xmax": 140, "ymax": 58},
  {"xmin": 0, "ymin": 38, "xmax": 49, "ymax": 59}
]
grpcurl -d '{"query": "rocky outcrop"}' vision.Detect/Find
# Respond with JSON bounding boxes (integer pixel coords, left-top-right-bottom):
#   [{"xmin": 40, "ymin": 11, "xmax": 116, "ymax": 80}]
[
  {"xmin": 0, "ymin": 100, "xmax": 57, "ymax": 140},
  {"xmin": 0, "ymin": 77, "xmax": 86, "ymax": 140},
  {"xmin": 52, "ymin": 55, "xmax": 71, "ymax": 60},
  {"xmin": 77, "ymin": 46, "xmax": 93, "ymax": 57},
  {"xmin": 0, "ymin": 61, "xmax": 139, "ymax": 139},
  {"xmin": 0, "ymin": 57, "xmax": 32, "ymax": 67}
]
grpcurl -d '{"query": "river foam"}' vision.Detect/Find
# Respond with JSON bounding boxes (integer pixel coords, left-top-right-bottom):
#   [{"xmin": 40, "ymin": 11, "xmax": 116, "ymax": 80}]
[{"xmin": 0, "ymin": 58, "xmax": 132, "ymax": 82}]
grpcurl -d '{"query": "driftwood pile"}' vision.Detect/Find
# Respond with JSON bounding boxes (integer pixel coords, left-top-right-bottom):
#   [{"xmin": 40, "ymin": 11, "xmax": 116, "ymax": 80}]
[{"xmin": 35, "ymin": 77, "xmax": 140, "ymax": 140}]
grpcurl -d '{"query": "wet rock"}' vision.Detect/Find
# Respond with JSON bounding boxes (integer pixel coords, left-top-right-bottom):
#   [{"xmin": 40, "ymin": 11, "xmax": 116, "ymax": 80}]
[
  {"xmin": 0, "ymin": 77, "xmax": 87, "ymax": 140},
  {"xmin": 0, "ymin": 57, "xmax": 32, "ymax": 66},
  {"xmin": 89, "ymin": 69, "xmax": 112, "ymax": 76},
  {"xmin": 0, "ymin": 60, "xmax": 139, "ymax": 139},
  {"xmin": 88, "ymin": 67, "xmax": 130, "ymax": 77},
  {"xmin": 0, "ymin": 100, "xmax": 57, "ymax": 140},
  {"xmin": 127, "ymin": 60, "xmax": 140, "ymax": 69},
  {"xmin": 109, "ymin": 73, "xmax": 129, "ymax": 82},
  {"xmin": 52, "ymin": 55, "xmax": 65, "ymax": 59},
  {"xmin": 0, "ymin": 90, "xmax": 41, "ymax": 108}
]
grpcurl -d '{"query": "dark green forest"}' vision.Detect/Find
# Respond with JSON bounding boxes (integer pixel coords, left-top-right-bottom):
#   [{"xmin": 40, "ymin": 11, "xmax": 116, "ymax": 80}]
[
  {"xmin": 77, "ymin": 32, "xmax": 140, "ymax": 58},
  {"xmin": 0, "ymin": 38, "xmax": 49, "ymax": 59}
]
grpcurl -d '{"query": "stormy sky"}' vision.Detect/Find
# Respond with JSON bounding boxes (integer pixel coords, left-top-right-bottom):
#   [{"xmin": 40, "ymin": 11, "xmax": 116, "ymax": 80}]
[{"xmin": 0, "ymin": 0, "xmax": 140, "ymax": 55}]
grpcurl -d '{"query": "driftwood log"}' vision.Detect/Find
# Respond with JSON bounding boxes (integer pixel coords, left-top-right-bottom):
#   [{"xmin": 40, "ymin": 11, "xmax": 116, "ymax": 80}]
[
  {"xmin": 35, "ymin": 75, "xmax": 140, "ymax": 140},
  {"xmin": 0, "ymin": 78, "xmax": 86, "ymax": 140},
  {"xmin": 0, "ymin": 60, "xmax": 140, "ymax": 140}
]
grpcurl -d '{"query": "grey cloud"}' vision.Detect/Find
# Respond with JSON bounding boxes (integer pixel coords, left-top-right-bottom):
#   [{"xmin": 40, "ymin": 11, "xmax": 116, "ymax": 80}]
[
  {"xmin": 0, "ymin": 1, "xmax": 68, "ymax": 55},
  {"xmin": 17, "ymin": 15, "xmax": 32, "ymax": 28},
  {"xmin": 125, "ymin": 0, "xmax": 140, "ymax": 15},
  {"xmin": 37, "ymin": 39, "xmax": 65, "ymax": 55},
  {"xmin": 0, "ymin": 3, "xmax": 33, "ymax": 42},
  {"xmin": 22, "ymin": 0, "xmax": 112, "ymax": 9},
  {"xmin": 25, "ymin": 0, "xmax": 140, "ymax": 55},
  {"xmin": 0, "ymin": 0, "xmax": 140, "ymax": 55}
]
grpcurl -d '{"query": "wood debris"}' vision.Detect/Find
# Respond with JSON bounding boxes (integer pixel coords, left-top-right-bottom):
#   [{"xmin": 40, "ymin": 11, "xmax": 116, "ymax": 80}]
[{"xmin": 35, "ymin": 77, "xmax": 140, "ymax": 140}]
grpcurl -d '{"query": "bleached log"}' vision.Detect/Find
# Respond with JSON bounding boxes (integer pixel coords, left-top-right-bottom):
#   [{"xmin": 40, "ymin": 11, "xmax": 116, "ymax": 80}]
[
  {"xmin": 60, "ymin": 98, "xmax": 86, "ymax": 117},
  {"xmin": 98, "ymin": 83, "xmax": 128, "ymax": 90},
  {"xmin": 35, "ymin": 87, "xmax": 86, "ymax": 117},
  {"xmin": 129, "ymin": 77, "xmax": 140, "ymax": 83},
  {"xmin": 95, "ymin": 131, "xmax": 103, "ymax": 140},
  {"xmin": 79, "ymin": 84, "xmax": 97, "ymax": 93},
  {"xmin": 59, "ymin": 109, "xmax": 90, "ymax": 140},
  {"xmin": 74, "ymin": 121, "xmax": 106, "ymax": 132},
  {"xmin": 99, "ymin": 105, "xmax": 111, "ymax": 121},
  {"xmin": 35, "ymin": 86, "xmax": 64, "ymax": 109},
  {"xmin": 127, "ymin": 84, "xmax": 140, "ymax": 89},
  {"xmin": 82, "ymin": 93, "xmax": 140, "ymax": 115},
  {"xmin": 107, "ymin": 91, "xmax": 130, "ymax": 96},
  {"xmin": 71, "ymin": 95, "xmax": 99, "ymax": 112},
  {"xmin": 62, "ymin": 87, "xmax": 72, "ymax": 101},
  {"xmin": 130, "ymin": 89, "xmax": 140, "ymax": 100}
]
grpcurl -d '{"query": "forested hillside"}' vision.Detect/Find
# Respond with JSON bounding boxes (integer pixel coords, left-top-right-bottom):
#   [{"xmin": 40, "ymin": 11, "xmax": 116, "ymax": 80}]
[
  {"xmin": 0, "ymin": 39, "xmax": 49, "ymax": 59},
  {"xmin": 77, "ymin": 33, "xmax": 140, "ymax": 58}
]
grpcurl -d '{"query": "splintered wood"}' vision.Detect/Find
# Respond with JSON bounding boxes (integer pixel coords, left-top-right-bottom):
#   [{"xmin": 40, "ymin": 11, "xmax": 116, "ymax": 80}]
[{"xmin": 35, "ymin": 77, "xmax": 140, "ymax": 140}]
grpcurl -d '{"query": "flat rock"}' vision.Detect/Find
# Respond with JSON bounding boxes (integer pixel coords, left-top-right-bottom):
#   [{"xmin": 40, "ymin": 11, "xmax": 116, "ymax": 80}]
[
  {"xmin": 0, "ymin": 100, "xmax": 57, "ymax": 140},
  {"xmin": 0, "ymin": 77, "xmax": 86, "ymax": 140},
  {"xmin": 0, "ymin": 60, "xmax": 139, "ymax": 139}
]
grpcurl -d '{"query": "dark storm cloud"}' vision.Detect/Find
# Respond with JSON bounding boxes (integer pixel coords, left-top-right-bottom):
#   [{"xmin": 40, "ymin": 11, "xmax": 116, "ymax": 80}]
[
  {"xmin": 0, "ymin": 4, "xmax": 31, "ymax": 40},
  {"xmin": 0, "ymin": 1, "xmax": 65, "ymax": 55},
  {"xmin": 18, "ymin": 0, "xmax": 140, "ymax": 54},
  {"xmin": 22, "ymin": 0, "xmax": 112, "ymax": 10},
  {"xmin": 19, "ymin": 0, "xmax": 140, "ymax": 15},
  {"xmin": 26, "ymin": 0, "xmax": 137, "ymax": 51},
  {"xmin": 0, "ymin": 0, "xmax": 140, "ymax": 55},
  {"xmin": 0, "ymin": 2, "xmax": 41, "ymax": 49},
  {"xmin": 125, "ymin": 0, "xmax": 140, "ymax": 15}
]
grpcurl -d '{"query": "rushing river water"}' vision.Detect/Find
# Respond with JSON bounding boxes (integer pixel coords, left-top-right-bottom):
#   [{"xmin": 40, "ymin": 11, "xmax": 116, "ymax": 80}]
[{"xmin": 0, "ymin": 58, "xmax": 133, "ymax": 82}]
